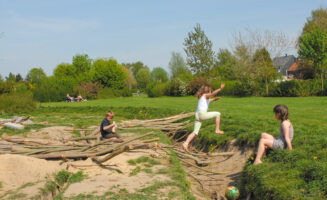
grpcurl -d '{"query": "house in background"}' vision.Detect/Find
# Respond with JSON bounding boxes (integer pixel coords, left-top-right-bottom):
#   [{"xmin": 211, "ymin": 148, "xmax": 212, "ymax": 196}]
[
  {"xmin": 272, "ymin": 54, "xmax": 297, "ymax": 78},
  {"xmin": 287, "ymin": 60, "xmax": 314, "ymax": 79}
]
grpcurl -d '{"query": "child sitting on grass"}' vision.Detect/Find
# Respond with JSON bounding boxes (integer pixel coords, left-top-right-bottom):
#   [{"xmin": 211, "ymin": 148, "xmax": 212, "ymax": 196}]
[
  {"xmin": 254, "ymin": 104, "xmax": 293, "ymax": 165},
  {"xmin": 100, "ymin": 111, "xmax": 123, "ymax": 142}
]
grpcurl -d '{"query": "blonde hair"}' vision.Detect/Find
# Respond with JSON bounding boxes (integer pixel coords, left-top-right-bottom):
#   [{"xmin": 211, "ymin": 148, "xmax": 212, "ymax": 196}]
[
  {"xmin": 195, "ymin": 85, "xmax": 211, "ymax": 99},
  {"xmin": 106, "ymin": 110, "xmax": 114, "ymax": 118}
]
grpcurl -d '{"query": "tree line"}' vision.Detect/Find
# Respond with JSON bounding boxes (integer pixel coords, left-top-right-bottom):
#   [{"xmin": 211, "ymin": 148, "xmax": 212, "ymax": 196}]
[{"xmin": 1, "ymin": 6, "xmax": 327, "ymax": 104}]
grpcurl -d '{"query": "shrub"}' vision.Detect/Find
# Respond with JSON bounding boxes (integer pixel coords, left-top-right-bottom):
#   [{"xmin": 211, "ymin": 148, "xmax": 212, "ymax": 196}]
[
  {"xmin": 166, "ymin": 78, "xmax": 188, "ymax": 97},
  {"xmin": 146, "ymin": 82, "xmax": 167, "ymax": 97},
  {"xmin": 278, "ymin": 80, "xmax": 301, "ymax": 97},
  {"xmin": 0, "ymin": 92, "xmax": 36, "ymax": 113},
  {"xmin": 113, "ymin": 88, "xmax": 133, "ymax": 97},
  {"xmin": 33, "ymin": 76, "xmax": 78, "ymax": 102},
  {"xmin": 97, "ymin": 87, "xmax": 116, "ymax": 99},
  {"xmin": 75, "ymin": 82, "xmax": 100, "ymax": 100},
  {"xmin": 187, "ymin": 76, "xmax": 209, "ymax": 95}
]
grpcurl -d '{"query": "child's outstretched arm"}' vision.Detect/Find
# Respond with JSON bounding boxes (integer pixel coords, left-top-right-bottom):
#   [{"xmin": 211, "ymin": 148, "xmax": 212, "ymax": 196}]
[
  {"xmin": 210, "ymin": 97, "xmax": 221, "ymax": 102},
  {"xmin": 206, "ymin": 83, "xmax": 225, "ymax": 98},
  {"xmin": 282, "ymin": 122, "xmax": 293, "ymax": 150}
]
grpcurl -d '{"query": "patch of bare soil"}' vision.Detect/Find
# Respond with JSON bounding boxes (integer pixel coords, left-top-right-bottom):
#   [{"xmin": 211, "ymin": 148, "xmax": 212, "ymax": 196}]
[{"xmin": 179, "ymin": 140, "xmax": 253, "ymax": 200}]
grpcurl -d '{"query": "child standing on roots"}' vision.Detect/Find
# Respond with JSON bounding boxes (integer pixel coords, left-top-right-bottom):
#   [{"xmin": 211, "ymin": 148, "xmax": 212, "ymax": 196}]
[
  {"xmin": 253, "ymin": 104, "xmax": 294, "ymax": 165},
  {"xmin": 182, "ymin": 83, "xmax": 225, "ymax": 153},
  {"xmin": 100, "ymin": 111, "xmax": 123, "ymax": 142}
]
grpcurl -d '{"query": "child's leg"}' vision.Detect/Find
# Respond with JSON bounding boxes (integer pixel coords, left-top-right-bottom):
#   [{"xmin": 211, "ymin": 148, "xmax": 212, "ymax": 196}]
[
  {"xmin": 254, "ymin": 138, "xmax": 274, "ymax": 165},
  {"xmin": 198, "ymin": 111, "xmax": 223, "ymax": 134},
  {"xmin": 183, "ymin": 119, "xmax": 201, "ymax": 153},
  {"xmin": 215, "ymin": 116, "xmax": 224, "ymax": 134},
  {"xmin": 261, "ymin": 132, "xmax": 274, "ymax": 140}
]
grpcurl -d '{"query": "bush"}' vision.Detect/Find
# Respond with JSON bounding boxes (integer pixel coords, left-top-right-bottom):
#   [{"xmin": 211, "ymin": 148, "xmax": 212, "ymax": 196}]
[
  {"xmin": 114, "ymin": 88, "xmax": 133, "ymax": 97},
  {"xmin": 166, "ymin": 78, "xmax": 188, "ymax": 97},
  {"xmin": 97, "ymin": 87, "xmax": 116, "ymax": 99},
  {"xmin": 187, "ymin": 76, "xmax": 209, "ymax": 95},
  {"xmin": 33, "ymin": 76, "xmax": 78, "ymax": 102},
  {"xmin": 75, "ymin": 82, "xmax": 100, "ymax": 100},
  {"xmin": 0, "ymin": 92, "xmax": 37, "ymax": 113},
  {"xmin": 146, "ymin": 82, "xmax": 167, "ymax": 97}
]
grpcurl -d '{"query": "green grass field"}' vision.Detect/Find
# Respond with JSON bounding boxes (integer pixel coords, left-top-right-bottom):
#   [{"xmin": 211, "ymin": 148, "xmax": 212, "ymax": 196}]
[{"xmin": 1, "ymin": 95, "xmax": 326, "ymax": 199}]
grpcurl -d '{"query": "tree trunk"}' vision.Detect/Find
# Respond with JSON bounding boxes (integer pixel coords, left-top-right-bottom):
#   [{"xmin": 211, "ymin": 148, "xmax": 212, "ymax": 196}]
[{"xmin": 265, "ymin": 77, "xmax": 268, "ymax": 96}]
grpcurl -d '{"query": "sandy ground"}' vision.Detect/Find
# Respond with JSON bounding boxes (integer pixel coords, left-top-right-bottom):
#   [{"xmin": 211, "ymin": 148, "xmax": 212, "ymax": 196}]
[{"xmin": 0, "ymin": 126, "xmax": 174, "ymax": 199}]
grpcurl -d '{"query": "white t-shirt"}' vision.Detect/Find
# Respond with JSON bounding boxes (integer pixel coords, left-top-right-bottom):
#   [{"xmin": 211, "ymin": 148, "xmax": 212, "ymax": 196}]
[{"xmin": 196, "ymin": 95, "xmax": 210, "ymax": 112}]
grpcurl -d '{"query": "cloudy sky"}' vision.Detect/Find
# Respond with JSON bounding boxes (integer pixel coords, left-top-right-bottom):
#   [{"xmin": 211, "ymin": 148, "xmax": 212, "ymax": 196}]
[{"xmin": 0, "ymin": 0, "xmax": 326, "ymax": 77}]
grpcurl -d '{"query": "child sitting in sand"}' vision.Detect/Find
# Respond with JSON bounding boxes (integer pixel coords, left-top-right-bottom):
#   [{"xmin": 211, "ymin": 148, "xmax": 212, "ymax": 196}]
[
  {"xmin": 254, "ymin": 104, "xmax": 294, "ymax": 165},
  {"xmin": 100, "ymin": 111, "xmax": 123, "ymax": 142}
]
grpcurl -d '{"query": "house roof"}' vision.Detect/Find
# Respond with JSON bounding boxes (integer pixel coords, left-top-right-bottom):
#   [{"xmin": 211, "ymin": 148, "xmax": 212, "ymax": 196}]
[
  {"xmin": 272, "ymin": 55, "xmax": 297, "ymax": 75},
  {"xmin": 288, "ymin": 60, "xmax": 304, "ymax": 71}
]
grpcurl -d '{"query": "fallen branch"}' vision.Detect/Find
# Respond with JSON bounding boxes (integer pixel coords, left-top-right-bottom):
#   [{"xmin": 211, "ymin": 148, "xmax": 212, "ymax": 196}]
[{"xmin": 92, "ymin": 143, "xmax": 155, "ymax": 163}]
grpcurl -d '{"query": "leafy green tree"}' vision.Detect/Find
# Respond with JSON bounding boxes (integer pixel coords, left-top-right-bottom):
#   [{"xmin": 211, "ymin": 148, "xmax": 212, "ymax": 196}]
[
  {"xmin": 168, "ymin": 52, "xmax": 191, "ymax": 79},
  {"xmin": 253, "ymin": 48, "xmax": 276, "ymax": 96},
  {"xmin": 151, "ymin": 67, "xmax": 168, "ymax": 83},
  {"xmin": 6, "ymin": 72, "xmax": 16, "ymax": 82},
  {"xmin": 136, "ymin": 68, "xmax": 151, "ymax": 89},
  {"xmin": 214, "ymin": 49, "xmax": 237, "ymax": 80},
  {"xmin": 123, "ymin": 61, "xmax": 149, "ymax": 78},
  {"xmin": 298, "ymin": 27, "xmax": 327, "ymax": 94},
  {"xmin": 302, "ymin": 7, "xmax": 327, "ymax": 35},
  {"xmin": 92, "ymin": 58, "xmax": 127, "ymax": 89},
  {"xmin": 53, "ymin": 63, "xmax": 77, "ymax": 78},
  {"xmin": 26, "ymin": 68, "xmax": 47, "ymax": 86},
  {"xmin": 184, "ymin": 24, "xmax": 215, "ymax": 74},
  {"xmin": 72, "ymin": 54, "xmax": 92, "ymax": 74}
]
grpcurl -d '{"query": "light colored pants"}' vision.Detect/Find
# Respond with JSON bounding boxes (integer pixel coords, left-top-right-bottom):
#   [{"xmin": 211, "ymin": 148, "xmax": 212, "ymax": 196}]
[{"xmin": 193, "ymin": 111, "xmax": 220, "ymax": 135}]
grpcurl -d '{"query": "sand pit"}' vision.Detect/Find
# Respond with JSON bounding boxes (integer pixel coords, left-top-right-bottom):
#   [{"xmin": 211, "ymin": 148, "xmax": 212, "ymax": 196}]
[{"xmin": 0, "ymin": 154, "xmax": 63, "ymax": 194}]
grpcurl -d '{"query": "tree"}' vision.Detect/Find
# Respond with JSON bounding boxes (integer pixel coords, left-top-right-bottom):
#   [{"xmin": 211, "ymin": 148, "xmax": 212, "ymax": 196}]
[
  {"xmin": 168, "ymin": 52, "xmax": 191, "ymax": 79},
  {"xmin": 136, "ymin": 68, "xmax": 151, "ymax": 89},
  {"xmin": 151, "ymin": 67, "xmax": 168, "ymax": 83},
  {"xmin": 123, "ymin": 61, "xmax": 149, "ymax": 78},
  {"xmin": 26, "ymin": 68, "xmax": 47, "ymax": 86},
  {"xmin": 92, "ymin": 58, "xmax": 127, "ymax": 89},
  {"xmin": 122, "ymin": 66, "xmax": 137, "ymax": 89},
  {"xmin": 214, "ymin": 49, "xmax": 237, "ymax": 80},
  {"xmin": 72, "ymin": 54, "xmax": 92, "ymax": 74},
  {"xmin": 6, "ymin": 73, "xmax": 16, "ymax": 82},
  {"xmin": 253, "ymin": 48, "xmax": 276, "ymax": 95},
  {"xmin": 54, "ymin": 63, "xmax": 77, "ymax": 78},
  {"xmin": 184, "ymin": 24, "xmax": 215, "ymax": 74},
  {"xmin": 302, "ymin": 7, "xmax": 327, "ymax": 35},
  {"xmin": 298, "ymin": 27, "xmax": 327, "ymax": 94},
  {"xmin": 15, "ymin": 73, "xmax": 23, "ymax": 82}
]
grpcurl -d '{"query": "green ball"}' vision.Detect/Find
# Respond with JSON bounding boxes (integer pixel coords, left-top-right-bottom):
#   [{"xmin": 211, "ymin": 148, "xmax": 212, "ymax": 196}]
[{"xmin": 225, "ymin": 186, "xmax": 240, "ymax": 200}]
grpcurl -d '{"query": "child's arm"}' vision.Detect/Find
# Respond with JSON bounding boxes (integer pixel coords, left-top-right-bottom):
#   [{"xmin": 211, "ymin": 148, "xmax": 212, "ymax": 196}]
[
  {"xmin": 210, "ymin": 97, "xmax": 221, "ymax": 102},
  {"xmin": 103, "ymin": 122, "xmax": 117, "ymax": 130},
  {"xmin": 206, "ymin": 83, "xmax": 225, "ymax": 98},
  {"xmin": 282, "ymin": 121, "xmax": 293, "ymax": 150}
]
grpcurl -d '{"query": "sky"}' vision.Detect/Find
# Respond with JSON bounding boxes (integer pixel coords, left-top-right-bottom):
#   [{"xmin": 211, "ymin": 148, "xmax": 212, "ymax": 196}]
[{"xmin": 0, "ymin": 0, "xmax": 326, "ymax": 78}]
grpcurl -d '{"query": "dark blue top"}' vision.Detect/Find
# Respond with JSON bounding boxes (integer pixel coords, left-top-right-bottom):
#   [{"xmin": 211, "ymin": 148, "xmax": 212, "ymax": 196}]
[{"xmin": 100, "ymin": 118, "xmax": 112, "ymax": 137}]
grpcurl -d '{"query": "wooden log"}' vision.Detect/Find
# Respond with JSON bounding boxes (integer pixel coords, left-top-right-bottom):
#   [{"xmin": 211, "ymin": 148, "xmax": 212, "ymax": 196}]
[
  {"xmin": 95, "ymin": 131, "xmax": 155, "ymax": 156},
  {"xmin": 186, "ymin": 172, "xmax": 204, "ymax": 192},
  {"xmin": 92, "ymin": 143, "xmax": 155, "ymax": 163},
  {"xmin": 141, "ymin": 137, "xmax": 160, "ymax": 143},
  {"xmin": 2, "ymin": 134, "xmax": 50, "ymax": 145},
  {"xmin": 68, "ymin": 136, "xmax": 97, "ymax": 141},
  {"xmin": 32, "ymin": 153, "xmax": 96, "ymax": 159}
]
